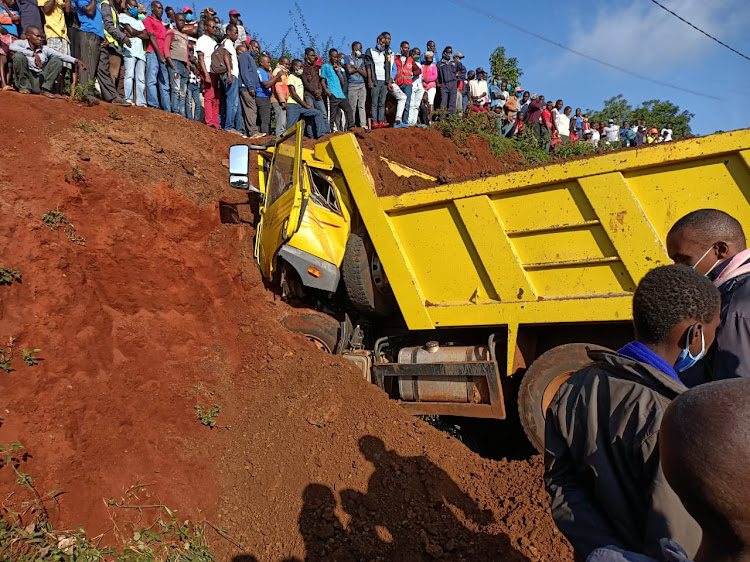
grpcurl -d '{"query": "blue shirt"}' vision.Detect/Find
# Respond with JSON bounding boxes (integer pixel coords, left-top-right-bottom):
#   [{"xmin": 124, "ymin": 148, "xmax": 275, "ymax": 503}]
[
  {"xmin": 618, "ymin": 341, "xmax": 680, "ymax": 381},
  {"xmin": 75, "ymin": 0, "xmax": 104, "ymax": 37},
  {"xmin": 489, "ymin": 84, "xmax": 503, "ymax": 107},
  {"xmin": 238, "ymin": 51, "xmax": 258, "ymax": 93},
  {"xmin": 320, "ymin": 63, "xmax": 344, "ymax": 99},
  {"xmin": 343, "ymin": 54, "xmax": 364, "ymax": 84},
  {"xmin": 256, "ymin": 67, "xmax": 271, "ymax": 97}
]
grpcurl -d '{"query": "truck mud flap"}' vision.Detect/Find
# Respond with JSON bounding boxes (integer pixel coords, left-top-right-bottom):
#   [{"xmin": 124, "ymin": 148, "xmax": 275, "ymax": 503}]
[{"xmin": 371, "ymin": 361, "xmax": 506, "ymax": 419}]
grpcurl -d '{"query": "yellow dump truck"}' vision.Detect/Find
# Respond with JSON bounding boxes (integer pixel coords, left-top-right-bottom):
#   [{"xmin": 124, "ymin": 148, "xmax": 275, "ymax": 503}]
[{"xmin": 229, "ymin": 123, "xmax": 750, "ymax": 451}]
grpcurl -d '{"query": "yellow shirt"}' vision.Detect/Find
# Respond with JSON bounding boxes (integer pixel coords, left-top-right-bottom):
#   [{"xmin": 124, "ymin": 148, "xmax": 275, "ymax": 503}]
[
  {"xmin": 286, "ymin": 74, "xmax": 303, "ymax": 105},
  {"xmin": 37, "ymin": 0, "xmax": 67, "ymax": 39}
]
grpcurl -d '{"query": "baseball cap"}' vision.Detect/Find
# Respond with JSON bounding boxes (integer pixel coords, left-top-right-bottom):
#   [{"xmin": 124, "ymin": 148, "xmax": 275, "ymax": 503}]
[
  {"xmin": 650, "ymin": 127, "xmax": 659, "ymax": 134},
  {"xmin": 182, "ymin": 5, "xmax": 191, "ymax": 12},
  {"xmin": 229, "ymin": 9, "xmax": 240, "ymax": 15},
  {"xmin": 314, "ymin": 56, "xmax": 322, "ymax": 67},
  {"xmin": 515, "ymin": 87, "xmax": 523, "ymax": 93},
  {"xmin": 205, "ymin": 6, "xmax": 216, "ymax": 14},
  {"xmin": 454, "ymin": 52, "xmax": 464, "ymax": 58}
]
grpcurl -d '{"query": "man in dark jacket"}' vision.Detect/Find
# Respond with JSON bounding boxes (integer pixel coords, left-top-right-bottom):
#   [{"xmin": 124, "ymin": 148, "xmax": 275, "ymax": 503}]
[
  {"xmin": 667, "ymin": 209, "xmax": 750, "ymax": 381},
  {"xmin": 436, "ymin": 45, "xmax": 457, "ymax": 114},
  {"xmin": 545, "ymin": 265, "xmax": 721, "ymax": 560}
]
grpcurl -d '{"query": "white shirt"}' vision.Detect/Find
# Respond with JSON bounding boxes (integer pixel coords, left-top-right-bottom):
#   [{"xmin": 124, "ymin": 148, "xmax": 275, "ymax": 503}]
[
  {"xmin": 195, "ymin": 34, "xmax": 217, "ymax": 72},
  {"xmin": 222, "ymin": 37, "xmax": 238, "ymax": 76},
  {"xmin": 556, "ymin": 113, "xmax": 570, "ymax": 136},
  {"xmin": 369, "ymin": 47, "xmax": 386, "ymax": 81},
  {"xmin": 661, "ymin": 128, "xmax": 673, "ymax": 141},
  {"xmin": 119, "ymin": 14, "xmax": 145, "ymax": 60},
  {"xmin": 603, "ymin": 124, "xmax": 620, "ymax": 142},
  {"xmin": 469, "ymin": 79, "xmax": 487, "ymax": 103}
]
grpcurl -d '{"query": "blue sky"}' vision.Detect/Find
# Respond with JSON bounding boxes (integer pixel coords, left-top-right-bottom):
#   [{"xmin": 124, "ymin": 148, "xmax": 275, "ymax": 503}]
[{"xmin": 201, "ymin": 0, "xmax": 750, "ymax": 135}]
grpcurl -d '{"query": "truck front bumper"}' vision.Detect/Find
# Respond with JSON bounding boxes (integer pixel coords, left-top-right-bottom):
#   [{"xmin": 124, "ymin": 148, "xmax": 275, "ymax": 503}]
[{"xmin": 278, "ymin": 245, "xmax": 340, "ymax": 293}]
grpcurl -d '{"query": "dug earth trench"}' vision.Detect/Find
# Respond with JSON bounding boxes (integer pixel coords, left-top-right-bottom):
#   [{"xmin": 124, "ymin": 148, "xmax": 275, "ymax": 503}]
[{"xmin": 0, "ymin": 92, "xmax": 572, "ymax": 561}]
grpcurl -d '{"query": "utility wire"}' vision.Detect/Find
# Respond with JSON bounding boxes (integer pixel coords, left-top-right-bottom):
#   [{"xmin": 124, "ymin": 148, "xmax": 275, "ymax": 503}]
[
  {"xmin": 445, "ymin": 0, "xmax": 711, "ymax": 99},
  {"xmin": 649, "ymin": 0, "xmax": 750, "ymax": 63}
]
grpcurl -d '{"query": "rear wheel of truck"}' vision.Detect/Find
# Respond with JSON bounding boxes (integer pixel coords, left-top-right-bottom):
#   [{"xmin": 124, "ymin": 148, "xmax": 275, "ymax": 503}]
[
  {"xmin": 280, "ymin": 309, "xmax": 340, "ymax": 353},
  {"xmin": 342, "ymin": 225, "xmax": 397, "ymax": 317},
  {"xmin": 518, "ymin": 343, "xmax": 609, "ymax": 453}
]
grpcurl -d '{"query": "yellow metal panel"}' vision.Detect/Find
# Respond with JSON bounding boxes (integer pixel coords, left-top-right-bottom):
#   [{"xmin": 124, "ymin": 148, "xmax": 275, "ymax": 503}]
[
  {"xmin": 426, "ymin": 296, "xmax": 634, "ymax": 328},
  {"xmin": 626, "ymin": 154, "xmax": 750, "ymax": 243},
  {"xmin": 510, "ymin": 227, "xmax": 617, "ymax": 266},
  {"xmin": 578, "ymin": 172, "xmax": 667, "ymax": 286},
  {"xmin": 379, "ymin": 129, "xmax": 750, "ymax": 212},
  {"xmin": 492, "ymin": 182, "xmax": 595, "ymax": 232},
  {"xmin": 328, "ymin": 134, "xmax": 434, "ymax": 329},
  {"xmin": 453, "ymin": 196, "xmax": 536, "ymax": 302},
  {"xmin": 527, "ymin": 264, "xmax": 635, "ymax": 298},
  {"xmin": 389, "ymin": 203, "xmax": 498, "ymax": 304}
]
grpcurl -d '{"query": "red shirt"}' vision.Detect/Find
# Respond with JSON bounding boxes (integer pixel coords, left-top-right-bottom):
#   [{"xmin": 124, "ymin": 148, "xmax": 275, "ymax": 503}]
[
  {"xmin": 143, "ymin": 15, "xmax": 166, "ymax": 54},
  {"xmin": 542, "ymin": 108, "xmax": 552, "ymax": 130}
]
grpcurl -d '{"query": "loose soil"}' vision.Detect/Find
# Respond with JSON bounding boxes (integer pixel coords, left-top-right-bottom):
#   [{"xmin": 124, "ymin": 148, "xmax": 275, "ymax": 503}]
[
  {"xmin": 355, "ymin": 127, "xmax": 530, "ymax": 197},
  {"xmin": 0, "ymin": 92, "xmax": 572, "ymax": 561}
]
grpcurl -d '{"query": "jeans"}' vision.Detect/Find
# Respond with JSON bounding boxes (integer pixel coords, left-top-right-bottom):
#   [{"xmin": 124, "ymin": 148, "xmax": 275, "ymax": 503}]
[
  {"xmin": 303, "ymin": 96, "xmax": 329, "ymax": 138},
  {"xmin": 187, "ymin": 82, "xmax": 201, "ymax": 121},
  {"xmin": 440, "ymin": 83, "xmax": 457, "ymax": 115},
  {"xmin": 146, "ymin": 50, "xmax": 171, "ymax": 111},
  {"xmin": 273, "ymin": 102, "xmax": 287, "ymax": 136},
  {"xmin": 287, "ymin": 103, "xmax": 327, "ymax": 139},
  {"xmin": 370, "ymin": 80, "xmax": 387, "ymax": 123},
  {"xmin": 223, "ymin": 74, "xmax": 242, "ymax": 131},
  {"xmin": 169, "ymin": 59, "xmax": 188, "ymax": 117},
  {"xmin": 462, "ymin": 90, "xmax": 469, "ymax": 113},
  {"xmin": 123, "ymin": 55, "xmax": 145, "ymax": 106},
  {"xmin": 347, "ymin": 82, "xmax": 366, "ymax": 128}
]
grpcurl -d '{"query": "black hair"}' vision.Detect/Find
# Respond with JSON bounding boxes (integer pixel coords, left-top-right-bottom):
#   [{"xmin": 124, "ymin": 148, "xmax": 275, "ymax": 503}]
[
  {"xmin": 328, "ymin": 48, "xmax": 338, "ymax": 56},
  {"xmin": 351, "ymin": 41, "xmax": 361, "ymax": 50},
  {"xmin": 400, "ymin": 40, "xmax": 409, "ymax": 48},
  {"xmin": 632, "ymin": 265, "xmax": 719, "ymax": 344},
  {"xmin": 225, "ymin": 22, "xmax": 236, "ymax": 32},
  {"xmin": 304, "ymin": 47, "xmax": 315, "ymax": 56},
  {"xmin": 564, "ymin": 106, "xmax": 571, "ymax": 112},
  {"xmin": 291, "ymin": 58, "xmax": 303, "ymax": 67},
  {"xmin": 669, "ymin": 209, "xmax": 746, "ymax": 249},
  {"xmin": 443, "ymin": 45, "xmax": 452, "ymax": 53},
  {"xmin": 165, "ymin": 5, "xmax": 173, "ymax": 11},
  {"xmin": 380, "ymin": 31, "xmax": 390, "ymax": 37}
]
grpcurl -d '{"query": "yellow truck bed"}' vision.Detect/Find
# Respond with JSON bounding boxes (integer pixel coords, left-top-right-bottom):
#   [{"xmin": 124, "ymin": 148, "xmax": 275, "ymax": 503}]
[{"xmin": 326, "ymin": 130, "xmax": 750, "ymax": 371}]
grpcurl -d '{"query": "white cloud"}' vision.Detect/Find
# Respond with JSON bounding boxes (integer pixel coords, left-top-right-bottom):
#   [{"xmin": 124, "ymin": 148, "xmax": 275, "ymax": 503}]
[{"xmin": 560, "ymin": 0, "xmax": 750, "ymax": 72}]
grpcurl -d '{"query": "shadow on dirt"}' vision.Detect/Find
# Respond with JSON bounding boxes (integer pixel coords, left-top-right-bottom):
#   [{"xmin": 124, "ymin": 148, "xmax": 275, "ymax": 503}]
[{"xmin": 233, "ymin": 436, "xmax": 529, "ymax": 562}]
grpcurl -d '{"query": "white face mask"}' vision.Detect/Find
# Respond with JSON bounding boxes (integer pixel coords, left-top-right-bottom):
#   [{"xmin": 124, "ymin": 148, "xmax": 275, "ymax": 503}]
[{"xmin": 691, "ymin": 245, "xmax": 721, "ymax": 276}]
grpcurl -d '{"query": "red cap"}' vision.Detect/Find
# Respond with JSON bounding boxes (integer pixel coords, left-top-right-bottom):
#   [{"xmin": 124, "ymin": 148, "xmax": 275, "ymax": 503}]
[
  {"xmin": 229, "ymin": 9, "xmax": 240, "ymax": 15},
  {"xmin": 314, "ymin": 56, "xmax": 322, "ymax": 67},
  {"xmin": 182, "ymin": 5, "xmax": 191, "ymax": 12}
]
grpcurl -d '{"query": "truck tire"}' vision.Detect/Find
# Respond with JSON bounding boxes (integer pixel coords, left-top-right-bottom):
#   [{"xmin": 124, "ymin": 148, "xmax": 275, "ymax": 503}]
[
  {"xmin": 342, "ymin": 225, "xmax": 396, "ymax": 317},
  {"xmin": 518, "ymin": 343, "xmax": 610, "ymax": 453},
  {"xmin": 280, "ymin": 309, "xmax": 340, "ymax": 353}
]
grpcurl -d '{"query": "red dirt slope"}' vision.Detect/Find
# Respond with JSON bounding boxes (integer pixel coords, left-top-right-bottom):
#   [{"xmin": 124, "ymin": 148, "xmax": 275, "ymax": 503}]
[{"xmin": 0, "ymin": 92, "xmax": 572, "ymax": 561}]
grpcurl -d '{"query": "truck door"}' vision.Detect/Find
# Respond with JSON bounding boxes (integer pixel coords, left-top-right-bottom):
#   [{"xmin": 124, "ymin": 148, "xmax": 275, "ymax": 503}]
[{"xmin": 255, "ymin": 121, "xmax": 307, "ymax": 279}]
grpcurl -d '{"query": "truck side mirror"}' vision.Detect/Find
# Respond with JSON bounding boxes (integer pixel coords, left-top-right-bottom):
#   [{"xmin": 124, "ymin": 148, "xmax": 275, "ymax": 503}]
[{"xmin": 229, "ymin": 144, "xmax": 257, "ymax": 192}]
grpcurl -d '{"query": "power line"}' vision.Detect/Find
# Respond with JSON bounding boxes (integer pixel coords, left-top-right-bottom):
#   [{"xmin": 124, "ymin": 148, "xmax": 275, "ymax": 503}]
[
  {"xmin": 649, "ymin": 0, "xmax": 750, "ymax": 63},
  {"xmin": 445, "ymin": 0, "xmax": 711, "ymax": 99}
]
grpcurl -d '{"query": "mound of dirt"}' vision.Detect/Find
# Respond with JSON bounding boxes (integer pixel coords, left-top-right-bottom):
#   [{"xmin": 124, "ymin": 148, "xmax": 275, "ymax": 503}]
[
  {"xmin": 0, "ymin": 92, "xmax": 572, "ymax": 561},
  {"xmin": 354, "ymin": 127, "xmax": 529, "ymax": 197}
]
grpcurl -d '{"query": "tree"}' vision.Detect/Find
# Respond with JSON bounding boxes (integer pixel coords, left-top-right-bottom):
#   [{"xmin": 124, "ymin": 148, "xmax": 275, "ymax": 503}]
[
  {"xmin": 488, "ymin": 46, "xmax": 523, "ymax": 88},
  {"xmin": 587, "ymin": 94, "xmax": 632, "ymax": 125},
  {"xmin": 587, "ymin": 94, "xmax": 694, "ymax": 138}
]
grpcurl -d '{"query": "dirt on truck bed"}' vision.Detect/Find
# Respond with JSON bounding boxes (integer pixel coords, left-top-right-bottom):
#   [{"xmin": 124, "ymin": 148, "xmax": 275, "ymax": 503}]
[{"xmin": 0, "ymin": 92, "xmax": 572, "ymax": 561}]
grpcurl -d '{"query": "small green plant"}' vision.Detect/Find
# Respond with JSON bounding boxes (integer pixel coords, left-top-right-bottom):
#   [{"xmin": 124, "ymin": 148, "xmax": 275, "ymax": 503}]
[
  {"xmin": 73, "ymin": 119, "xmax": 97, "ymax": 132},
  {"xmin": 65, "ymin": 164, "xmax": 87, "ymax": 186},
  {"xmin": 0, "ymin": 267, "xmax": 21, "ymax": 285},
  {"xmin": 194, "ymin": 404, "xmax": 221, "ymax": 428},
  {"xmin": 42, "ymin": 210, "xmax": 86, "ymax": 246},
  {"xmin": 69, "ymin": 78, "xmax": 100, "ymax": 104},
  {"xmin": 22, "ymin": 348, "xmax": 41, "ymax": 367},
  {"xmin": 0, "ymin": 337, "xmax": 15, "ymax": 373},
  {"xmin": 108, "ymin": 107, "xmax": 123, "ymax": 120},
  {"xmin": 553, "ymin": 139, "xmax": 598, "ymax": 159}
]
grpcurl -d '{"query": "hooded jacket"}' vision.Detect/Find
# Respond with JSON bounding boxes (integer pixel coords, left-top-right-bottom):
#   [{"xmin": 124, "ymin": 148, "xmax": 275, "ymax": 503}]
[
  {"xmin": 712, "ymin": 251, "xmax": 750, "ymax": 379},
  {"xmin": 545, "ymin": 348, "xmax": 701, "ymax": 560}
]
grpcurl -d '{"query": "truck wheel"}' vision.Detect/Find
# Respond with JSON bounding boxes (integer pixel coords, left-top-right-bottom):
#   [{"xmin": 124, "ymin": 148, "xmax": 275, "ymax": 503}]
[
  {"xmin": 280, "ymin": 310, "xmax": 340, "ymax": 353},
  {"xmin": 342, "ymin": 225, "xmax": 396, "ymax": 317},
  {"xmin": 518, "ymin": 343, "xmax": 610, "ymax": 453}
]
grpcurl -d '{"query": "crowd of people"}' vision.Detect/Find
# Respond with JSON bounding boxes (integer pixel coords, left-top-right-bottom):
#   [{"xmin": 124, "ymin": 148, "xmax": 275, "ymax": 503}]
[
  {"xmin": 0, "ymin": 1, "xmax": 678, "ymax": 146},
  {"xmin": 548, "ymin": 208, "xmax": 750, "ymax": 562}
]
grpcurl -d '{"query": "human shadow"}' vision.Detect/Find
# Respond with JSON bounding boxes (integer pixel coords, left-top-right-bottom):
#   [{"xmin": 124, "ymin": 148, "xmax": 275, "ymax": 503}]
[{"xmin": 294, "ymin": 436, "xmax": 529, "ymax": 561}]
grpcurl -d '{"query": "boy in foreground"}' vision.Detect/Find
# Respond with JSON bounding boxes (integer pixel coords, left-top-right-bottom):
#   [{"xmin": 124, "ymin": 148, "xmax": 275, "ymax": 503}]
[{"xmin": 545, "ymin": 265, "xmax": 721, "ymax": 559}]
